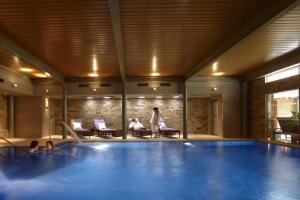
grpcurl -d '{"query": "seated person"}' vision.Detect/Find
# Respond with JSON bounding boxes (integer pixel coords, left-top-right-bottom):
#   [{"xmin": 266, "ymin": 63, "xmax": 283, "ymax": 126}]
[
  {"xmin": 129, "ymin": 118, "xmax": 137, "ymax": 129},
  {"xmin": 29, "ymin": 140, "xmax": 39, "ymax": 153},
  {"xmin": 46, "ymin": 141, "xmax": 55, "ymax": 151},
  {"xmin": 159, "ymin": 123, "xmax": 167, "ymax": 130},
  {"xmin": 133, "ymin": 118, "xmax": 144, "ymax": 130}
]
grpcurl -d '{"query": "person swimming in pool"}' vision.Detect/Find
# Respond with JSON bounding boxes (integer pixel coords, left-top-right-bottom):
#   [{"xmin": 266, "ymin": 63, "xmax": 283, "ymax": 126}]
[
  {"xmin": 29, "ymin": 140, "xmax": 39, "ymax": 153},
  {"xmin": 46, "ymin": 141, "xmax": 54, "ymax": 151}
]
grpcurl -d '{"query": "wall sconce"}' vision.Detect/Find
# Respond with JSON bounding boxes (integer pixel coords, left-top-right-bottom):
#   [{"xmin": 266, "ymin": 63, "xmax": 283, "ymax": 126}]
[
  {"xmin": 210, "ymin": 87, "xmax": 217, "ymax": 92},
  {"xmin": 45, "ymin": 97, "xmax": 49, "ymax": 109}
]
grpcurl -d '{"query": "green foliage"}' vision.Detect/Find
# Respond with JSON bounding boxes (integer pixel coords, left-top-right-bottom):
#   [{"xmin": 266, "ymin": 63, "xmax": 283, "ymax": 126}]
[{"xmin": 291, "ymin": 111, "xmax": 299, "ymax": 121}]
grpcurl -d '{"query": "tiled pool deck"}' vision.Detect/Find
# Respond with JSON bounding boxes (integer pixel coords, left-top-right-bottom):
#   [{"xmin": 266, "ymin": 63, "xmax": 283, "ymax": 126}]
[{"xmin": 1, "ymin": 134, "xmax": 299, "ymax": 149}]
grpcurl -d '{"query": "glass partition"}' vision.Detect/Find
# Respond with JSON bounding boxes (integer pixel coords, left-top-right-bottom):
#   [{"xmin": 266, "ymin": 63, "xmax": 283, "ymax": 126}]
[{"xmin": 268, "ymin": 89, "xmax": 299, "ymax": 143}]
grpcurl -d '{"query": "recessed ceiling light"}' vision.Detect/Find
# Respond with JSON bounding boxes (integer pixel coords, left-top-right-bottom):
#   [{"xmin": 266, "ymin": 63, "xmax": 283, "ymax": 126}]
[
  {"xmin": 88, "ymin": 73, "xmax": 99, "ymax": 77},
  {"xmin": 12, "ymin": 83, "xmax": 18, "ymax": 87},
  {"xmin": 86, "ymin": 97, "xmax": 93, "ymax": 99},
  {"xmin": 34, "ymin": 73, "xmax": 48, "ymax": 78},
  {"xmin": 152, "ymin": 55, "xmax": 157, "ymax": 71},
  {"xmin": 92, "ymin": 55, "xmax": 98, "ymax": 72},
  {"xmin": 212, "ymin": 62, "xmax": 218, "ymax": 71},
  {"xmin": 45, "ymin": 72, "xmax": 51, "ymax": 77},
  {"xmin": 20, "ymin": 68, "xmax": 34, "ymax": 72},
  {"xmin": 151, "ymin": 72, "xmax": 160, "ymax": 76},
  {"xmin": 153, "ymin": 87, "xmax": 157, "ymax": 91},
  {"xmin": 104, "ymin": 96, "xmax": 111, "ymax": 99},
  {"xmin": 156, "ymin": 96, "xmax": 162, "ymax": 99},
  {"xmin": 46, "ymin": 89, "xmax": 49, "ymax": 93},
  {"xmin": 138, "ymin": 96, "xmax": 145, "ymax": 99},
  {"xmin": 93, "ymin": 88, "xmax": 97, "ymax": 92},
  {"xmin": 14, "ymin": 56, "xmax": 19, "ymax": 62},
  {"xmin": 213, "ymin": 72, "xmax": 224, "ymax": 76}
]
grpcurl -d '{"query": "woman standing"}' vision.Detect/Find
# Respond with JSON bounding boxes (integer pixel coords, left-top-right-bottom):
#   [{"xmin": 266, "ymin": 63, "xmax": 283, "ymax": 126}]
[{"xmin": 150, "ymin": 107, "xmax": 160, "ymax": 138}]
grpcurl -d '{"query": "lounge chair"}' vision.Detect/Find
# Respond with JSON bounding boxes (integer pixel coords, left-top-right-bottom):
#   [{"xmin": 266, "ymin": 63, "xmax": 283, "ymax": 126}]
[
  {"xmin": 129, "ymin": 118, "xmax": 152, "ymax": 138},
  {"xmin": 159, "ymin": 118, "xmax": 181, "ymax": 138},
  {"xmin": 274, "ymin": 117, "xmax": 300, "ymax": 143},
  {"xmin": 70, "ymin": 119, "xmax": 93, "ymax": 138},
  {"xmin": 94, "ymin": 119, "xmax": 121, "ymax": 137}
]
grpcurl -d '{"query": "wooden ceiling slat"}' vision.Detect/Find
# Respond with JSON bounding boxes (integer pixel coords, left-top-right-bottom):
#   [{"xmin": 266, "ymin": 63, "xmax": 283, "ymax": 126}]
[
  {"xmin": 0, "ymin": 0, "xmax": 120, "ymax": 78},
  {"xmin": 197, "ymin": 3, "xmax": 300, "ymax": 77},
  {"xmin": 120, "ymin": 0, "xmax": 275, "ymax": 77}
]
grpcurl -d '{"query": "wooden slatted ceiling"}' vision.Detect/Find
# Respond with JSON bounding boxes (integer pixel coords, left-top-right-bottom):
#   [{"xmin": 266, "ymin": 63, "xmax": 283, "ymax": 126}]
[
  {"xmin": 197, "ymin": 3, "xmax": 300, "ymax": 77},
  {"xmin": 120, "ymin": 0, "xmax": 275, "ymax": 77},
  {"xmin": 0, "ymin": 0, "xmax": 120, "ymax": 78},
  {"xmin": 0, "ymin": 48, "xmax": 46, "ymax": 78}
]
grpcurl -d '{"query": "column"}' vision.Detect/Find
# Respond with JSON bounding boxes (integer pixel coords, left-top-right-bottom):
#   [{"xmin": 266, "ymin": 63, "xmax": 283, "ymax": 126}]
[
  {"xmin": 183, "ymin": 81, "xmax": 188, "ymax": 139},
  {"xmin": 8, "ymin": 96, "xmax": 14, "ymax": 138},
  {"xmin": 63, "ymin": 83, "xmax": 67, "ymax": 139},
  {"xmin": 122, "ymin": 82, "xmax": 127, "ymax": 139},
  {"xmin": 241, "ymin": 80, "xmax": 248, "ymax": 138}
]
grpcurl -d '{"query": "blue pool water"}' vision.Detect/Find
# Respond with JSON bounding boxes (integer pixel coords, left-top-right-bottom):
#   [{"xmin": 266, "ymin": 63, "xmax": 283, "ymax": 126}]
[{"xmin": 0, "ymin": 141, "xmax": 300, "ymax": 200}]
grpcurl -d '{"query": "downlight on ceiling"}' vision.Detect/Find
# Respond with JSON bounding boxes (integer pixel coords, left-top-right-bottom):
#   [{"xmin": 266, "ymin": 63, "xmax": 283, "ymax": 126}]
[
  {"xmin": 12, "ymin": 83, "xmax": 18, "ymax": 88},
  {"xmin": 92, "ymin": 55, "xmax": 98, "ymax": 72},
  {"xmin": 210, "ymin": 87, "xmax": 218, "ymax": 92},
  {"xmin": 34, "ymin": 73, "xmax": 48, "ymax": 78},
  {"xmin": 156, "ymin": 96, "xmax": 163, "ymax": 99},
  {"xmin": 88, "ymin": 73, "xmax": 99, "ymax": 77},
  {"xmin": 151, "ymin": 72, "xmax": 160, "ymax": 76},
  {"xmin": 20, "ymin": 68, "xmax": 34, "ymax": 72},
  {"xmin": 45, "ymin": 72, "xmax": 51, "ymax": 77},
  {"xmin": 138, "ymin": 96, "xmax": 145, "ymax": 99},
  {"xmin": 212, "ymin": 62, "xmax": 218, "ymax": 71},
  {"xmin": 213, "ymin": 72, "xmax": 224, "ymax": 76}
]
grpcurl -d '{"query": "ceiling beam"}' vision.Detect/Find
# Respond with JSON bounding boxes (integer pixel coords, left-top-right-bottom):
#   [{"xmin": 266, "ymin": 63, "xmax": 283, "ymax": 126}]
[
  {"xmin": 65, "ymin": 76, "xmax": 122, "ymax": 83},
  {"xmin": 247, "ymin": 48, "xmax": 300, "ymax": 81},
  {"xmin": 108, "ymin": 0, "xmax": 126, "ymax": 83},
  {"xmin": 126, "ymin": 76, "xmax": 185, "ymax": 82},
  {"xmin": 0, "ymin": 33, "xmax": 64, "ymax": 83},
  {"xmin": 185, "ymin": 0, "xmax": 300, "ymax": 80}
]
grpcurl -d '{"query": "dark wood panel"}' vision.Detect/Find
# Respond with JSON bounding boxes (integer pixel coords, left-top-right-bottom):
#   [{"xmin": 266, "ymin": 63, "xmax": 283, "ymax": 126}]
[
  {"xmin": 197, "ymin": 4, "xmax": 300, "ymax": 76},
  {"xmin": 0, "ymin": 0, "xmax": 120, "ymax": 78},
  {"xmin": 120, "ymin": 0, "xmax": 275, "ymax": 77}
]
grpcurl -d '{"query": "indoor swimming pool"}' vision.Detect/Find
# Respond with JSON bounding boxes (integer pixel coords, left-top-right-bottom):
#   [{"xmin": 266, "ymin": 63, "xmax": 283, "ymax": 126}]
[{"xmin": 0, "ymin": 141, "xmax": 300, "ymax": 200}]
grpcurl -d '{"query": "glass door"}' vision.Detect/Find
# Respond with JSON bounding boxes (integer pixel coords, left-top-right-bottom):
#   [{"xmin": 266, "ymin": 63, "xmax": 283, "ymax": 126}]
[{"xmin": 267, "ymin": 89, "xmax": 299, "ymax": 143}]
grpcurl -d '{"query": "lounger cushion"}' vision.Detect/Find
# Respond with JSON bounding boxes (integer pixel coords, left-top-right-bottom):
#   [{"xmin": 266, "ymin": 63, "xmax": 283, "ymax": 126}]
[
  {"xmin": 96, "ymin": 122, "xmax": 106, "ymax": 129},
  {"xmin": 73, "ymin": 122, "xmax": 82, "ymax": 130},
  {"xmin": 133, "ymin": 123, "xmax": 144, "ymax": 130},
  {"xmin": 159, "ymin": 123, "xmax": 167, "ymax": 130}
]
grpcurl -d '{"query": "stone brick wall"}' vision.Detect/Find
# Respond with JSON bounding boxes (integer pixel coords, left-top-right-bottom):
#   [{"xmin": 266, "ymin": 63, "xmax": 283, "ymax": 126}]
[
  {"xmin": 54, "ymin": 99, "xmax": 63, "ymax": 136},
  {"xmin": 0, "ymin": 95, "xmax": 8, "ymax": 137},
  {"xmin": 248, "ymin": 74, "xmax": 300, "ymax": 139},
  {"xmin": 188, "ymin": 98, "xmax": 209, "ymax": 134},
  {"xmin": 53, "ymin": 97, "xmax": 209, "ymax": 135},
  {"xmin": 54, "ymin": 98, "xmax": 122, "ymax": 135},
  {"xmin": 127, "ymin": 98, "xmax": 183, "ymax": 131}
]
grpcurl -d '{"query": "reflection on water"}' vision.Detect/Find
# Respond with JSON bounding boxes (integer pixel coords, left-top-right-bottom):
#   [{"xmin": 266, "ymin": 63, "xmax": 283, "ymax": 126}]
[
  {"xmin": 0, "ymin": 141, "xmax": 300, "ymax": 200},
  {"xmin": 0, "ymin": 171, "xmax": 48, "ymax": 200}
]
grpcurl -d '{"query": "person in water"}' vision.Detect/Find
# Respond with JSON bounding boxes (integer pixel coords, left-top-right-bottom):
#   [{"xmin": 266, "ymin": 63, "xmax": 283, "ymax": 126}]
[
  {"xmin": 29, "ymin": 140, "xmax": 39, "ymax": 153},
  {"xmin": 150, "ymin": 107, "xmax": 161, "ymax": 138},
  {"xmin": 46, "ymin": 141, "xmax": 54, "ymax": 151}
]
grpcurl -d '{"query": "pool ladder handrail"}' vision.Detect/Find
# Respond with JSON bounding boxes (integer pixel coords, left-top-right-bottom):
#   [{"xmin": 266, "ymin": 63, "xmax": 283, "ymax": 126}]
[{"xmin": 0, "ymin": 136, "xmax": 30, "ymax": 154}]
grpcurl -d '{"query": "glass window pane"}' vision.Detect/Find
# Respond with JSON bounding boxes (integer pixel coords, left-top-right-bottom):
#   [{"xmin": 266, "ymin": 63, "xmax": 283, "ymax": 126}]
[
  {"xmin": 265, "ymin": 64, "xmax": 300, "ymax": 83},
  {"xmin": 268, "ymin": 89, "xmax": 299, "ymax": 143}
]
